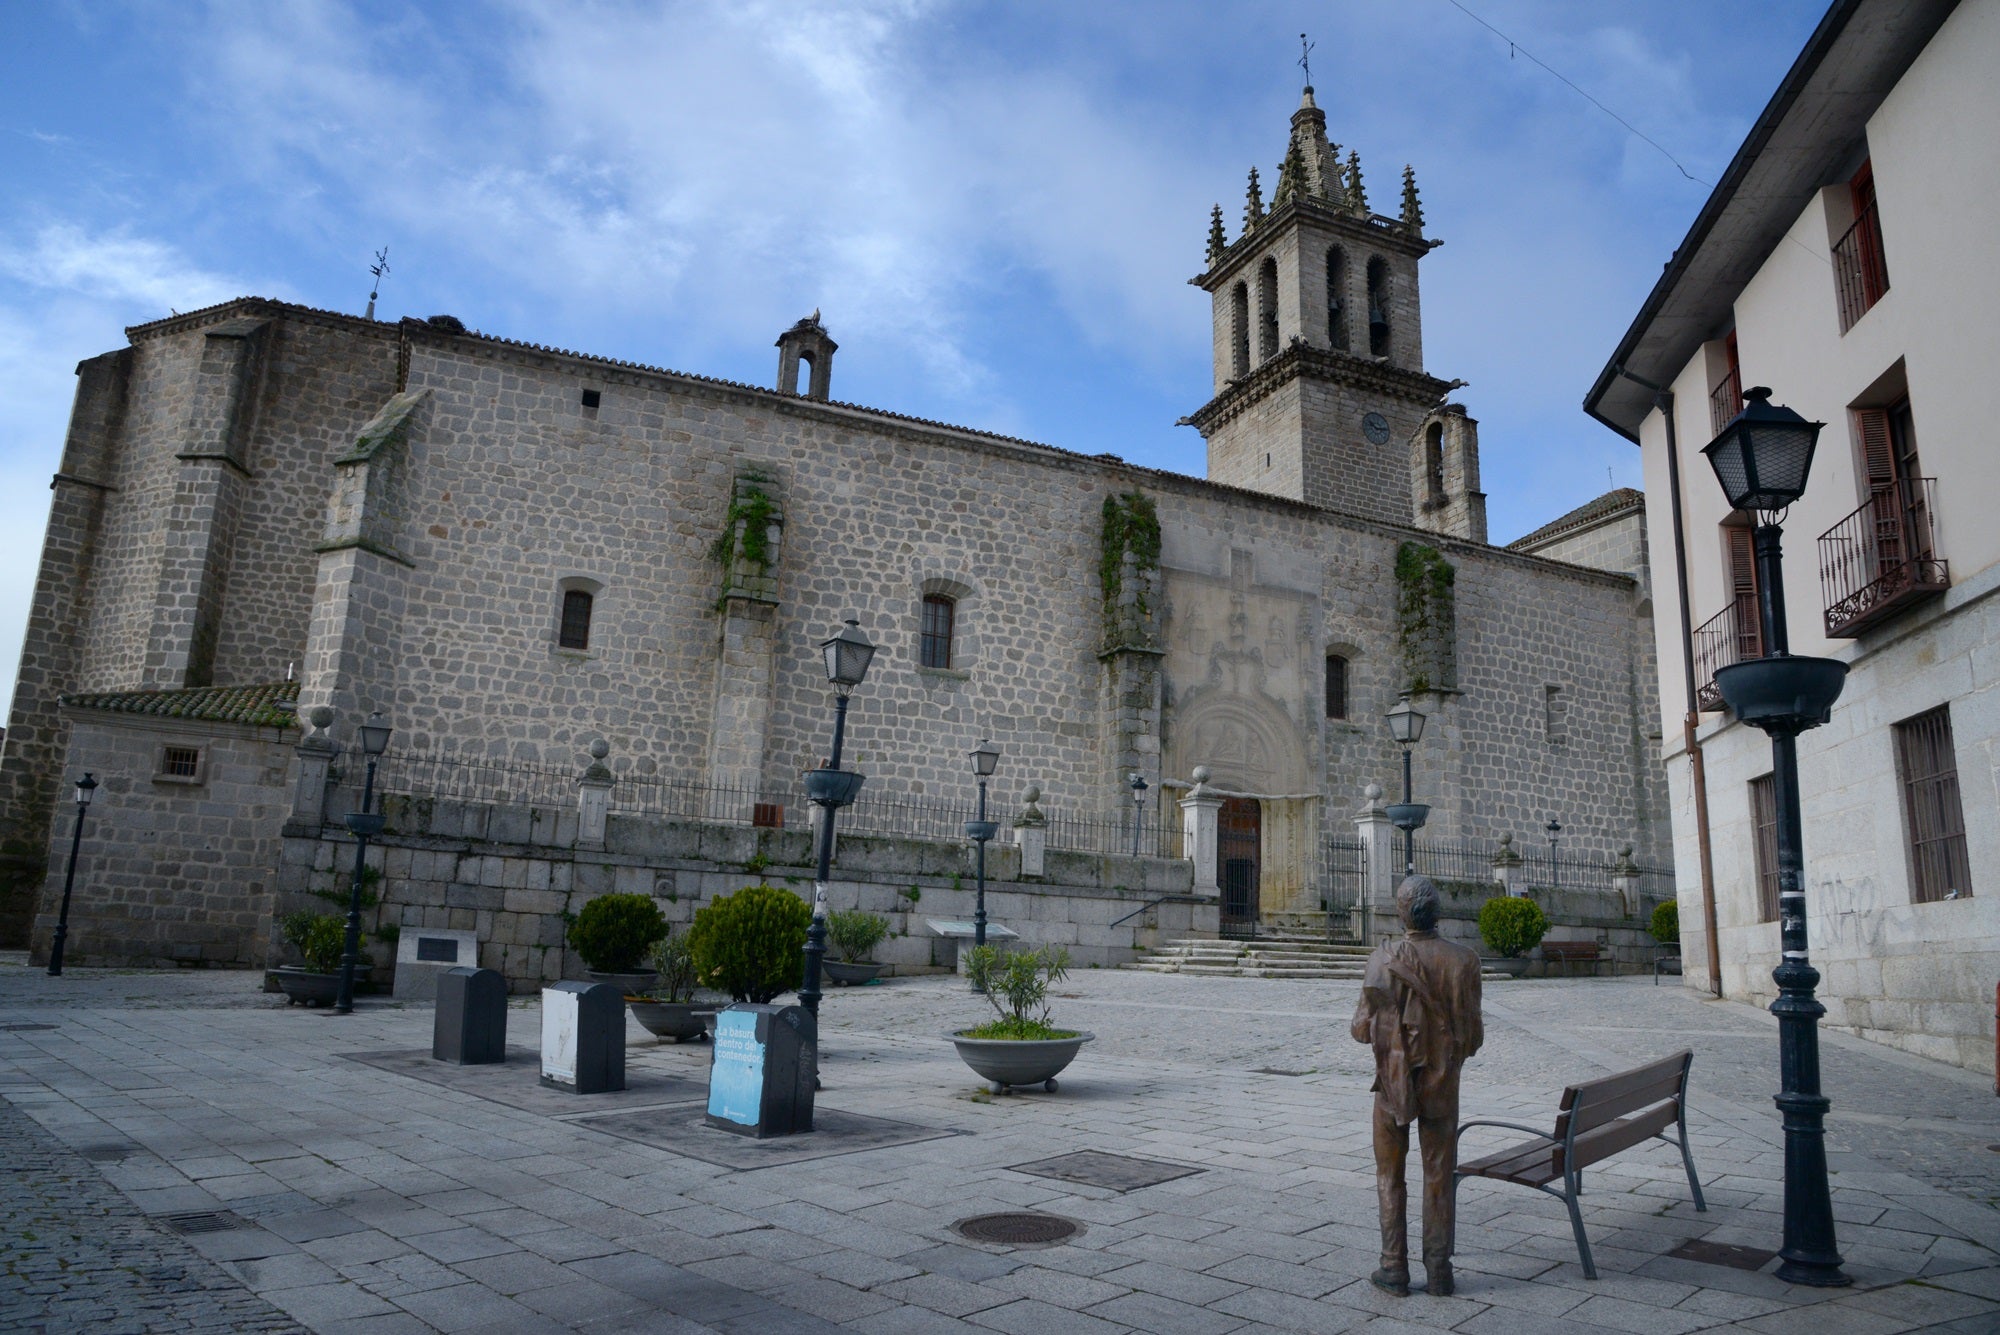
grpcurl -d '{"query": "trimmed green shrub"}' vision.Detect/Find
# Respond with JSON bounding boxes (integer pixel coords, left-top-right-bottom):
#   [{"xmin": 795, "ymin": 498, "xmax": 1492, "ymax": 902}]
[
  {"xmin": 1477, "ymin": 896, "xmax": 1550, "ymax": 958},
  {"xmin": 827, "ymin": 910, "xmax": 889, "ymax": 964},
  {"xmin": 567, "ymin": 892, "xmax": 668, "ymax": 973},
  {"xmin": 686, "ymin": 883, "xmax": 811, "ymax": 1003},
  {"xmin": 1649, "ymin": 900, "xmax": 1681, "ymax": 947},
  {"xmin": 282, "ymin": 910, "xmax": 346, "ymax": 973},
  {"xmin": 645, "ymin": 933, "xmax": 700, "ymax": 1003}
]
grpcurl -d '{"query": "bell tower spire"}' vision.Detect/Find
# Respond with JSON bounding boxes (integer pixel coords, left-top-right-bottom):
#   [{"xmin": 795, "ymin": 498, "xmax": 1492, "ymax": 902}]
[{"xmin": 1182, "ymin": 72, "xmax": 1475, "ymax": 533}]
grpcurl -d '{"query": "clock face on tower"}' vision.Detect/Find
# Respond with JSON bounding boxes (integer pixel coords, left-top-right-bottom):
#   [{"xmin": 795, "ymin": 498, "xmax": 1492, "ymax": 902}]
[{"xmin": 1361, "ymin": 412, "xmax": 1390, "ymax": 445}]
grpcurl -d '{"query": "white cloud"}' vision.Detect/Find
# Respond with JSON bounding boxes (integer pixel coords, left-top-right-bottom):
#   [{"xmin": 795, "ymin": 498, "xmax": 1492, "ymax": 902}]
[{"xmin": 0, "ymin": 223, "xmax": 253, "ymax": 316}]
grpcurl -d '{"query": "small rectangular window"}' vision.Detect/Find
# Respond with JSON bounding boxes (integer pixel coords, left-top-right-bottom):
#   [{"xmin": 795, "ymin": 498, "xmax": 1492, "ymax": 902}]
[
  {"xmin": 920, "ymin": 595, "xmax": 954, "ymax": 669},
  {"xmin": 558, "ymin": 589, "xmax": 594, "ymax": 650},
  {"xmin": 1894, "ymin": 705, "xmax": 1970, "ymax": 903},
  {"xmin": 1543, "ymin": 685, "xmax": 1567, "ymax": 747},
  {"xmin": 1749, "ymin": 774, "xmax": 1779, "ymax": 922},
  {"xmin": 156, "ymin": 745, "xmax": 203, "ymax": 784},
  {"xmin": 1324, "ymin": 655, "xmax": 1349, "ymax": 720},
  {"xmin": 580, "ymin": 389, "xmax": 601, "ymax": 409}
]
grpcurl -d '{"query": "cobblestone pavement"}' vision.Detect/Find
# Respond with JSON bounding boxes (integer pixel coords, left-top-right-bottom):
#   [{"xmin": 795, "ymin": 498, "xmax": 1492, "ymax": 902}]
[
  {"xmin": 2, "ymin": 956, "xmax": 1997, "ymax": 1334},
  {"xmin": 0, "ymin": 1096, "xmax": 304, "ymax": 1333}
]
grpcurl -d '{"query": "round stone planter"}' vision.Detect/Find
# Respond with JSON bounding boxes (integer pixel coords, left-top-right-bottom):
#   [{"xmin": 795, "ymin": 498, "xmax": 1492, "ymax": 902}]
[
  {"xmin": 949, "ymin": 1031, "xmax": 1093, "ymax": 1095},
  {"xmin": 823, "ymin": 960, "xmax": 887, "ymax": 986},
  {"xmin": 1482, "ymin": 957, "xmax": 1531, "ymax": 978},
  {"xmin": 627, "ymin": 1000, "xmax": 709, "ymax": 1042},
  {"xmin": 275, "ymin": 967, "xmax": 342, "ymax": 1007},
  {"xmin": 585, "ymin": 970, "xmax": 659, "ymax": 998}
]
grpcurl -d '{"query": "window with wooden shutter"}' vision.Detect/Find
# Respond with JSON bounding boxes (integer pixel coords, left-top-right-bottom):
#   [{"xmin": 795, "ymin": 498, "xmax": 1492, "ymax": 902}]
[
  {"xmin": 1893, "ymin": 705, "xmax": 1970, "ymax": 903},
  {"xmin": 1832, "ymin": 159, "xmax": 1889, "ymax": 330},
  {"xmin": 1723, "ymin": 524, "xmax": 1762, "ymax": 660},
  {"xmin": 1749, "ymin": 774, "xmax": 1779, "ymax": 922}
]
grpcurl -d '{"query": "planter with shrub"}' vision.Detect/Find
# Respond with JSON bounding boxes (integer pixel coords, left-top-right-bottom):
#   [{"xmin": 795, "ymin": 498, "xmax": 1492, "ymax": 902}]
[
  {"xmin": 950, "ymin": 944, "xmax": 1091, "ymax": 1094},
  {"xmin": 568, "ymin": 892, "xmax": 669, "ymax": 995},
  {"xmin": 276, "ymin": 910, "xmax": 352, "ymax": 1007},
  {"xmin": 1650, "ymin": 900, "xmax": 1683, "ymax": 977},
  {"xmin": 628, "ymin": 933, "xmax": 711, "ymax": 1042},
  {"xmin": 685, "ymin": 883, "xmax": 811, "ymax": 1003},
  {"xmin": 823, "ymin": 909, "xmax": 890, "ymax": 985},
  {"xmin": 1477, "ymin": 896, "xmax": 1550, "ymax": 977}
]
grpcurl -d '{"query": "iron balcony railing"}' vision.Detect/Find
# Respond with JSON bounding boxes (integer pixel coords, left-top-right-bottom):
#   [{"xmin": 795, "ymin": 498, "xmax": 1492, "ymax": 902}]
[
  {"xmin": 1832, "ymin": 200, "xmax": 1889, "ymax": 333},
  {"xmin": 1708, "ymin": 365, "xmax": 1742, "ymax": 437},
  {"xmin": 1691, "ymin": 595, "xmax": 1762, "ymax": 712},
  {"xmin": 1818, "ymin": 477, "xmax": 1949, "ymax": 638}
]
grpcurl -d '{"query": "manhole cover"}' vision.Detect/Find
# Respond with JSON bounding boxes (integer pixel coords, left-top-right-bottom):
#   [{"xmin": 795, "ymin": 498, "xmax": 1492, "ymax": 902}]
[
  {"xmin": 1667, "ymin": 1238, "xmax": 1777, "ymax": 1271},
  {"xmin": 953, "ymin": 1212, "xmax": 1080, "ymax": 1246},
  {"xmin": 161, "ymin": 1211, "xmax": 240, "ymax": 1235},
  {"xmin": 1009, "ymin": 1150, "xmax": 1205, "ymax": 1192},
  {"xmin": 78, "ymin": 1144, "xmax": 138, "ymax": 1163}
]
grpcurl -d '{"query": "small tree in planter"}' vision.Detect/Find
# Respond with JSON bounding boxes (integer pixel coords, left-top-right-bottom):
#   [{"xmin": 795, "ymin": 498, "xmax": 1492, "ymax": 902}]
[
  {"xmin": 629, "ymin": 932, "xmax": 710, "ymax": 1042},
  {"xmin": 952, "ymin": 944, "xmax": 1093, "ymax": 1094},
  {"xmin": 567, "ymin": 892, "xmax": 669, "ymax": 994},
  {"xmin": 276, "ymin": 910, "xmax": 348, "ymax": 1007},
  {"xmin": 824, "ymin": 910, "xmax": 890, "ymax": 985},
  {"xmin": 1649, "ymin": 900, "xmax": 1683, "ymax": 977},
  {"xmin": 1477, "ymin": 896, "xmax": 1549, "ymax": 973},
  {"xmin": 685, "ymin": 883, "xmax": 811, "ymax": 1003}
]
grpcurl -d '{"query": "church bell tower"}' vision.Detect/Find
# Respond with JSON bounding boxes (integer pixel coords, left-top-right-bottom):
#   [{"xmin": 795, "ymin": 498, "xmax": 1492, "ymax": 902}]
[{"xmin": 1184, "ymin": 82, "xmax": 1482, "ymax": 540}]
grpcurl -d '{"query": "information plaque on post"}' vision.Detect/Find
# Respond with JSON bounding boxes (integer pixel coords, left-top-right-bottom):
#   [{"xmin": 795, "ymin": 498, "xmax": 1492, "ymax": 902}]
[
  {"xmin": 540, "ymin": 981, "xmax": 625, "ymax": 1094},
  {"xmin": 704, "ymin": 1004, "xmax": 816, "ymax": 1137}
]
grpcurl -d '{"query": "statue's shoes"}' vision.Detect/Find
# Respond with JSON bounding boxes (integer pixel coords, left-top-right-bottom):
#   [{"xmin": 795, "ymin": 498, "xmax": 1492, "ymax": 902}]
[
  {"xmin": 1370, "ymin": 1267, "xmax": 1411, "ymax": 1297},
  {"xmin": 1425, "ymin": 1264, "xmax": 1454, "ymax": 1296}
]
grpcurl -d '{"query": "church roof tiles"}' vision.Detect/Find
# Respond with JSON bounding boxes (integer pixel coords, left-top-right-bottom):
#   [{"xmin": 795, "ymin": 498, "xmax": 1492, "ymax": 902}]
[{"xmin": 61, "ymin": 680, "xmax": 300, "ymax": 728}]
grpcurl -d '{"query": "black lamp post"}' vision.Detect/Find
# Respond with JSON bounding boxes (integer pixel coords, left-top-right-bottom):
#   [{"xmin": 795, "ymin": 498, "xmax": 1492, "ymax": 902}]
[
  {"xmin": 966, "ymin": 740, "xmax": 999, "ymax": 952},
  {"xmin": 801, "ymin": 618, "xmax": 875, "ymax": 1027},
  {"xmin": 45, "ymin": 773, "xmax": 98, "ymax": 976},
  {"xmin": 1545, "ymin": 818, "xmax": 1563, "ymax": 890},
  {"xmin": 1385, "ymin": 696, "xmax": 1429, "ymax": 875},
  {"xmin": 1704, "ymin": 386, "xmax": 1850, "ymax": 1288},
  {"xmin": 336, "ymin": 711, "xmax": 393, "ymax": 1015},
  {"xmin": 1127, "ymin": 772, "xmax": 1149, "ymax": 858}
]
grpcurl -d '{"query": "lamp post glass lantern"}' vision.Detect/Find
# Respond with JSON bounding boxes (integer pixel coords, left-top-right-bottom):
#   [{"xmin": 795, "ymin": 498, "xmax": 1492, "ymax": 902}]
[
  {"xmin": 1128, "ymin": 771, "xmax": 1149, "ymax": 858},
  {"xmin": 1704, "ymin": 387, "xmax": 1850, "ymax": 1288},
  {"xmin": 1545, "ymin": 818, "xmax": 1562, "ymax": 890},
  {"xmin": 337, "ymin": 712, "xmax": 393, "ymax": 1014},
  {"xmin": 965, "ymin": 740, "xmax": 1000, "ymax": 960},
  {"xmin": 802, "ymin": 618, "xmax": 875, "ymax": 1030},
  {"xmin": 45, "ymin": 773, "xmax": 98, "ymax": 976},
  {"xmin": 1385, "ymin": 697, "xmax": 1429, "ymax": 874}
]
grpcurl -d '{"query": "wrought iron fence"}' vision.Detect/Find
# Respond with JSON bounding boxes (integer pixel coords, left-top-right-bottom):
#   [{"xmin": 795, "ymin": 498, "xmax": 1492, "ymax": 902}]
[
  {"xmin": 1817, "ymin": 477, "xmax": 1948, "ymax": 638},
  {"xmin": 1411, "ymin": 835, "xmax": 1492, "ymax": 889},
  {"xmin": 1831, "ymin": 199, "xmax": 1889, "ymax": 332},
  {"xmin": 1319, "ymin": 833, "xmax": 1367, "ymax": 941},
  {"xmin": 1043, "ymin": 804, "xmax": 1180, "ymax": 859},
  {"xmin": 1692, "ymin": 595, "xmax": 1761, "ymax": 713},
  {"xmin": 326, "ymin": 749, "xmax": 577, "ymax": 821}
]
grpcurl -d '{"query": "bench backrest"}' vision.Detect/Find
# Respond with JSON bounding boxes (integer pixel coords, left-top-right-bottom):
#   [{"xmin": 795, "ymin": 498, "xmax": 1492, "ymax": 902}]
[{"xmin": 1552, "ymin": 1049, "xmax": 1692, "ymax": 1176}]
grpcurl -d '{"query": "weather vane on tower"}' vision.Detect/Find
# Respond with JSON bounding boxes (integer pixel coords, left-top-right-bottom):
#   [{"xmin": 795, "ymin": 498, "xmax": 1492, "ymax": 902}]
[
  {"xmin": 364, "ymin": 246, "xmax": 390, "ymax": 321},
  {"xmin": 1299, "ymin": 32, "xmax": 1315, "ymax": 88}
]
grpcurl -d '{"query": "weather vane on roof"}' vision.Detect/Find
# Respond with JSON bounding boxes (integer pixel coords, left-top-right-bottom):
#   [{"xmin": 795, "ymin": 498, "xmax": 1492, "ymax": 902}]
[
  {"xmin": 1299, "ymin": 32, "xmax": 1315, "ymax": 88},
  {"xmin": 364, "ymin": 246, "xmax": 390, "ymax": 321}
]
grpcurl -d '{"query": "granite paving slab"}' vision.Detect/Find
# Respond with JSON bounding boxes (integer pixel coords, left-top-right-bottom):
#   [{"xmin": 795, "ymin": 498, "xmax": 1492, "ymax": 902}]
[
  {"xmin": 340, "ymin": 1047, "xmax": 705, "ymax": 1116},
  {"xmin": 564, "ymin": 1104, "xmax": 957, "ymax": 1170}
]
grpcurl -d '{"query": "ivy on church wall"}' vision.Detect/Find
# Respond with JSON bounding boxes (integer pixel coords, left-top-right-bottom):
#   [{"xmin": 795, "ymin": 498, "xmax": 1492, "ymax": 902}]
[
  {"xmin": 710, "ymin": 471, "xmax": 780, "ymax": 609},
  {"xmin": 1099, "ymin": 491, "xmax": 1162, "ymax": 651},
  {"xmin": 1395, "ymin": 540, "xmax": 1457, "ymax": 693}
]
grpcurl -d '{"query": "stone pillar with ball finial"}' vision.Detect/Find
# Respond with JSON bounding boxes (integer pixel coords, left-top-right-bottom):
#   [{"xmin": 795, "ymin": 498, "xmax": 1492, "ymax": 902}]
[
  {"xmin": 1178, "ymin": 766, "xmax": 1223, "ymax": 896},
  {"xmin": 577, "ymin": 740, "xmax": 614, "ymax": 849}
]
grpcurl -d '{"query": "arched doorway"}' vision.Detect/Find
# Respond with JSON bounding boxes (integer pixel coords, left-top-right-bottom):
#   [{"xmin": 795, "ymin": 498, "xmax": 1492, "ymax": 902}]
[{"xmin": 1219, "ymin": 797, "xmax": 1262, "ymax": 939}]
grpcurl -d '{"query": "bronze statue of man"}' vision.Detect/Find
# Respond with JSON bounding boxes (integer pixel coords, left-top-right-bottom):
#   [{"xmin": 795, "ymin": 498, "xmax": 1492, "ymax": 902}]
[{"xmin": 1350, "ymin": 874, "xmax": 1483, "ymax": 1296}]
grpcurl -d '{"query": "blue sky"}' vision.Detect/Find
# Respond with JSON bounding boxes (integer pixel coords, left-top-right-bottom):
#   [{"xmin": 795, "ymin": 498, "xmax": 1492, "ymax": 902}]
[{"xmin": 0, "ymin": 0, "xmax": 1828, "ymax": 708}]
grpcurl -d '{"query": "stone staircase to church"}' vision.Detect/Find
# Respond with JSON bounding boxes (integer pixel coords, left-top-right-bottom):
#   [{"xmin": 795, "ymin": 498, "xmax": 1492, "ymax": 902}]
[{"xmin": 1124, "ymin": 930, "xmax": 1372, "ymax": 980}]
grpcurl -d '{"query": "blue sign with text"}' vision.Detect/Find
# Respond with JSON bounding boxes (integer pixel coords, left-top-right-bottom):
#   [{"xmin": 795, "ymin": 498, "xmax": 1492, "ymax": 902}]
[{"xmin": 706, "ymin": 1009, "xmax": 766, "ymax": 1126}]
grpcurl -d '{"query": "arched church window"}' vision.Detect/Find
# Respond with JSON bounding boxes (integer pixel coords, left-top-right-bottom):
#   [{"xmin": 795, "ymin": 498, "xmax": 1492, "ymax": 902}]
[
  {"xmin": 558, "ymin": 589, "xmax": 594, "ymax": 650},
  {"xmin": 920, "ymin": 594, "xmax": 955, "ymax": 669},
  {"xmin": 1367, "ymin": 257, "xmax": 1391, "ymax": 359},
  {"xmin": 1325, "ymin": 654, "xmax": 1350, "ymax": 720},
  {"xmin": 1326, "ymin": 246, "xmax": 1348, "ymax": 351},
  {"xmin": 1230, "ymin": 283, "xmax": 1250, "ymax": 378},
  {"xmin": 1257, "ymin": 257, "xmax": 1280, "ymax": 361}
]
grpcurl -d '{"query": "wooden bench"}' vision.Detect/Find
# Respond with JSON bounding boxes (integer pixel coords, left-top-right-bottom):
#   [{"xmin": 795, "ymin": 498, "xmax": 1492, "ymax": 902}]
[
  {"xmin": 1452, "ymin": 1050, "xmax": 1705, "ymax": 1279},
  {"xmin": 1540, "ymin": 940, "xmax": 1605, "ymax": 975}
]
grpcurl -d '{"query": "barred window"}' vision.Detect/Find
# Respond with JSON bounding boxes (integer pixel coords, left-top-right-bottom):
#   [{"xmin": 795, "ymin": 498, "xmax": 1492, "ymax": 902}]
[
  {"xmin": 1749, "ymin": 774, "xmax": 1779, "ymax": 922},
  {"xmin": 920, "ymin": 595, "xmax": 954, "ymax": 669},
  {"xmin": 1894, "ymin": 705, "xmax": 1971, "ymax": 903},
  {"xmin": 558, "ymin": 589, "xmax": 593, "ymax": 650},
  {"xmin": 162, "ymin": 747, "xmax": 200, "ymax": 778},
  {"xmin": 1324, "ymin": 654, "xmax": 1349, "ymax": 720}
]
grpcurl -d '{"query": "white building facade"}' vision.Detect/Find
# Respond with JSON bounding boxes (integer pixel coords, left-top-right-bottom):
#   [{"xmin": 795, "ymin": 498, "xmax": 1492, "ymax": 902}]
[{"xmin": 1587, "ymin": 0, "xmax": 1999, "ymax": 1072}]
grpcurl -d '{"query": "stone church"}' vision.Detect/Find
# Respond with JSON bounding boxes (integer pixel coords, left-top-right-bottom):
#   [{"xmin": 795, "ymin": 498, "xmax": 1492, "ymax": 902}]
[{"xmin": 0, "ymin": 87, "xmax": 1668, "ymax": 967}]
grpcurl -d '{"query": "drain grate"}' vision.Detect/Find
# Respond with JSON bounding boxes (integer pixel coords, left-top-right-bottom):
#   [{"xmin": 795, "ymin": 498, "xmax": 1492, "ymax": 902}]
[
  {"xmin": 161, "ymin": 1211, "xmax": 240, "ymax": 1235},
  {"xmin": 1667, "ymin": 1238, "xmax": 1777, "ymax": 1271},
  {"xmin": 953, "ymin": 1212, "xmax": 1081, "ymax": 1247},
  {"xmin": 1009, "ymin": 1150, "xmax": 1204, "ymax": 1192},
  {"xmin": 0, "ymin": 1023, "xmax": 57, "ymax": 1032}
]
